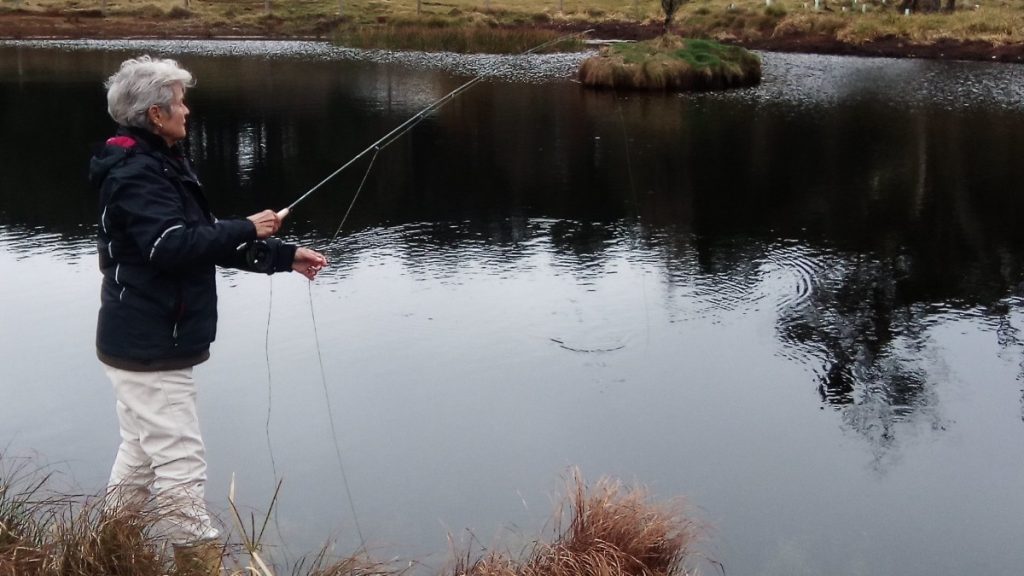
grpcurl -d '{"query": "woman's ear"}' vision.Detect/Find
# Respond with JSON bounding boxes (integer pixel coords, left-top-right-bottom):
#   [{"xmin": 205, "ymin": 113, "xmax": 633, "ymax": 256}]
[{"xmin": 148, "ymin": 105, "xmax": 164, "ymax": 129}]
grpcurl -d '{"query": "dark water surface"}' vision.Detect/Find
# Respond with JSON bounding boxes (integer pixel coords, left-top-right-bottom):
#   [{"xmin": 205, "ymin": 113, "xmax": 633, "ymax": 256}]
[{"xmin": 2, "ymin": 41, "xmax": 1024, "ymax": 575}]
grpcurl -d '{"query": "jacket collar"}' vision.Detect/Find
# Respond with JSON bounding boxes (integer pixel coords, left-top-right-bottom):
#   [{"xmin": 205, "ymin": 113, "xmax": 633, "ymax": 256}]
[{"xmin": 118, "ymin": 125, "xmax": 183, "ymax": 156}]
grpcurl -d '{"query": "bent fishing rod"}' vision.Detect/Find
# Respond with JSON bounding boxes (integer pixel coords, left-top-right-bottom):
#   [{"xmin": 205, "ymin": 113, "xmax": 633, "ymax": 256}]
[{"xmin": 275, "ymin": 29, "xmax": 593, "ymax": 221}]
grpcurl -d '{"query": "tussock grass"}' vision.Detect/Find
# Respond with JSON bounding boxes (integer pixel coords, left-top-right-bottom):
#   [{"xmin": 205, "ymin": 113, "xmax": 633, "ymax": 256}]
[
  {"xmin": 746, "ymin": 0, "xmax": 1024, "ymax": 45},
  {"xmin": 0, "ymin": 464, "xmax": 393, "ymax": 576},
  {"xmin": 829, "ymin": 8, "xmax": 1024, "ymax": 44},
  {"xmin": 0, "ymin": 463, "xmax": 171, "ymax": 576},
  {"xmin": 49, "ymin": 506, "xmax": 166, "ymax": 576},
  {"xmin": 2, "ymin": 461, "xmax": 705, "ymax": 576},
  {"xmin": 0, "ymin": 459, "xmax": 53, "ymax": 575},
  {"xmin": 446, "ymin": 473, "xmax": 704, "ymax": 576},
  {"xmin": 771, "ymin": 12, "xmax": 848, "ymax": 37},
  {"xmin": 579, "ymin": 34, "xmax": 761, "ymax": 91}
]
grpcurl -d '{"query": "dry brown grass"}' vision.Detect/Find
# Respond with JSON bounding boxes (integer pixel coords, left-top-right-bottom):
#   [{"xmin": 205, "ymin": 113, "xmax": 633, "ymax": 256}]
[
  {"xmin": 0, "ymin": 466, "xmax": 393, "ymax": 576},
  {"xmin": 763, "ymin": 2, "xmax": 1024, "ymax": 45},
  {"xmin": 447, "ymin": 473, "xmax": 704, "ymax": 576},
  {"xmin": 3, "ymin": 461, "xmax": 702, "ymax": 576},
  {"xmin": 0, "ymin": 483, "xmax": 169, "ymax": 576},
  {"xmin": 6, "ymin": 0, "xmax": 1024, "ymax": 49},
  {"xmin": 48, "ymin": 506, "xmax": 167, "ymax": 576}
]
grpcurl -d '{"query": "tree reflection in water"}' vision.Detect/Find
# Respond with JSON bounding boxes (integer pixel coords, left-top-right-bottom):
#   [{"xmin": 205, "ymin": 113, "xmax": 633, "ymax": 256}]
[{"xmin": 5, "ymin": 46, "xmax": 1024, "ymax": 466}]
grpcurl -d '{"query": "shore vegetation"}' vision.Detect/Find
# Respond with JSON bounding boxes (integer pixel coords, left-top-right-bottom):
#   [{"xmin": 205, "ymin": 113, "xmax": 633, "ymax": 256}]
[
  {"xmin": 1, "ymin": 461, "xmax": 704, "ymax": 576},
  {"xmin": 0, "ymin": 0, "xmax": 1023, "ymax": 60}
]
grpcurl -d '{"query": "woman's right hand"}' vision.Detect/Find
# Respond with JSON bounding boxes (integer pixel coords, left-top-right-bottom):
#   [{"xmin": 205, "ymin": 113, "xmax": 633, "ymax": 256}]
[{"xmin": 247, "ymin": 210, "xmax": 281, "ymax": 239}]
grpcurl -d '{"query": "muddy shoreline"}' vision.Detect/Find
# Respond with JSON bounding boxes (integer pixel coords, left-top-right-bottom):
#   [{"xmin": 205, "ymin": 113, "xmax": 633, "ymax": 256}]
[{"xmin": 1, "ymin": 11, "xmax": 1022, "ymax": 63}]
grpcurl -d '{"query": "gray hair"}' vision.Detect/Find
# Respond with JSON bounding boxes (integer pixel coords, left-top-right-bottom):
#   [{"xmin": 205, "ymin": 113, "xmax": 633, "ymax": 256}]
[{"xmin": 104, "ymin": 55, "xmax": 195, "ymax": 129}]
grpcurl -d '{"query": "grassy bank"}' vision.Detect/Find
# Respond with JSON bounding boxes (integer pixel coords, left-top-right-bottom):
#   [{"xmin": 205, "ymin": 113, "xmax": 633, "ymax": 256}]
[
  {"xmin": 0, "ymin": 463, "xmax": 704, "ymax": 576},
  {"xmin": 1, "ymin": 0, "xmax": 1023, "ymax": 59}
]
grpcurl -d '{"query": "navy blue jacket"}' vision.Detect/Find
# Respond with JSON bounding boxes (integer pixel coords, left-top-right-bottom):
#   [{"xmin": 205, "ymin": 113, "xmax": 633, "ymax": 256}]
[{"xmin": 90, "ymin": 127, "xmax": 296, "ymax": 369}]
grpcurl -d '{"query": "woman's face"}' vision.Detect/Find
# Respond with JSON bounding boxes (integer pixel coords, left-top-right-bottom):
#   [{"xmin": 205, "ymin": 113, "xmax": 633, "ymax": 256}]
[{"xmin": 151, "ymin": 83, "xmax": 189, "ymax": 146}]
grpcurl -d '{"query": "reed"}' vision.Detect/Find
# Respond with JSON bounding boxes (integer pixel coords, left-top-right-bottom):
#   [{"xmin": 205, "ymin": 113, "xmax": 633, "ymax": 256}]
[
  {"xmin": 1, "ymin": 459, "xmax": 172, "ymax": 576},
  {"xmin": 447, "ymin": 473, "xmax": 703, "ymax": 576},
  {"xmin": 287, "ymin": 546, "xmax": 394, "ymax": 576},
  {"xmin": 49, "ymin": 504, "xmax": 167, "ymax": 576},
  {"xmin": 0, "ymin": 464, "xmax": 392, "ymax": 576},
  {"xmin": 3, "ymin": 461, "xmax": 701, "ymax": 576},
  {"xmin": 0, "ymin": 458, "xmax": 52, "ymax": 576}
]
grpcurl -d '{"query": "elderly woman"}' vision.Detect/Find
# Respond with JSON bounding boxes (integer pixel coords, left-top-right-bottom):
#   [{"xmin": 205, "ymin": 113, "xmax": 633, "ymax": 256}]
[{"xmin": 90, "ymin": 55, "xmax": 326, "ymax": 573}]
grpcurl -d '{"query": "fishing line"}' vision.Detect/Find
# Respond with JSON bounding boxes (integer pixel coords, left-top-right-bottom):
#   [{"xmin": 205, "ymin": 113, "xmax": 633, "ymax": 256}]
[
  {"xmin": 264, "ymin": 29, "xmax": 592, "ymax": 547},
  {"xmin": 615, "ymin": 95, "xmax": 652, "ymax": 348},
  {"xmin": 276, "ymin": 29, "xmax": 593, "ymax": 219},
  {"xmin": 264, "ymin": 279, "xmax": 279, "ymax": 481},
  {"xmin": 332, "ymin": 147, "xmax": 381, "ymax": 243},
  {"xmin": 262, "ymin": 276, "xmax": 294, "ymax": 561},
  {"xmin": 308, "ymin": 281, "xmax": 366, "ymax": 547},
  {"xmin": 616, "ymin": 100, "xmax": 639, "ymax": 216},
  {"xmin": 303, "ymin": 146, "xmax": 383, "ymax": 548}
]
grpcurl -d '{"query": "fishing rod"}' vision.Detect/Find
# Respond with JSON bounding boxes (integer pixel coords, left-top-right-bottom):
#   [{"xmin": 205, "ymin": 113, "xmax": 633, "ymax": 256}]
[
  {"xmin": 275, "ymin": 29, "xmax": 593, "ymax": 221},
  {"xmin": 262, "ymin": 30, "xmax": 594, "ymax": 546}
]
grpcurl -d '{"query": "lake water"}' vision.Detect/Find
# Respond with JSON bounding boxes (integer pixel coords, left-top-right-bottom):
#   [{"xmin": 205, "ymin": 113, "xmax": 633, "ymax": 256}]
[{"xmin": 1, "ymin": 40, "xmax": 1024, "ymax": 576}]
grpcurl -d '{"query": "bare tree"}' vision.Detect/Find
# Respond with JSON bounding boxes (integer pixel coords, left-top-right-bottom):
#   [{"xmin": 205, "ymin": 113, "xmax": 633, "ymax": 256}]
[{"xmin": 661, "ymin": 0, "xmax": 688, "ymax": 33}]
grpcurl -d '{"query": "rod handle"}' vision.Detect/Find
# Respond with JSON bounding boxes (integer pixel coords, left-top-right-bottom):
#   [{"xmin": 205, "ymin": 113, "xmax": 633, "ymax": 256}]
[{"xmin": 276, "ymin": 207, "xmax": 290, "ymax": 220}]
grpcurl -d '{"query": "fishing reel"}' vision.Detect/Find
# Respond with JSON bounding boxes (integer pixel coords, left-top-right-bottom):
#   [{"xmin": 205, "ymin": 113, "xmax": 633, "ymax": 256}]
[{"xmin": 242, "ymin": 240, "xmax": 274, "ymax": 273}]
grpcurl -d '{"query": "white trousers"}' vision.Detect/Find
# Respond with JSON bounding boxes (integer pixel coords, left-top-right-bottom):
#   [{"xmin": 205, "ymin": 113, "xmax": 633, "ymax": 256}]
[{"xmin": 104, "ymin": 365, "xmax": 219, "ymax": 545}]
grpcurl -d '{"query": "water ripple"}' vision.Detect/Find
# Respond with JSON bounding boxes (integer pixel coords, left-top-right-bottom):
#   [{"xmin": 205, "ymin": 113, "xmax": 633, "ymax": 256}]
[
  {"xmin": 0, "ymin": 225, "xmax": 94, "ymax": 262},
  {"xmin": 701, "ymin": 51, "xmax": 1024, "ymax": 112},
  {"xmin": 760, "ymin": 242, "xmax": 831, "ymax": 316}
]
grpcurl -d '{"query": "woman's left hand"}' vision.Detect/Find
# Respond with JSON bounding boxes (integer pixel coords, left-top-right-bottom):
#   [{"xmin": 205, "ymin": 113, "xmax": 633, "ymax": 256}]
[{"xmin": 293, "ymin": 247, "xmax": 328, "ymax": 280}]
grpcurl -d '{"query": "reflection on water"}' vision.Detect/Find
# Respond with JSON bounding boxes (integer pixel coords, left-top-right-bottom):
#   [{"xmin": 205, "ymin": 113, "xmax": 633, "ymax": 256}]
[
  {"xmin": 2, "ymin": 39, "xmax": 589, "ymax": 82},
  {"xmin": 2, "ymin": 42, "xmax": 1024, "ymax": 576}
]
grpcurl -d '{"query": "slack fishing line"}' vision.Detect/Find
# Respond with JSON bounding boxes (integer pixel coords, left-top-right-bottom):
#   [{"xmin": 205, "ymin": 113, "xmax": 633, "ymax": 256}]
[
  {"xmin": 614, "ymin": 96, "xmax": 652, "ymax": 348},
  {"xmin": 263, "ymin": 29, "xmax": 593, "ymax": 549}
]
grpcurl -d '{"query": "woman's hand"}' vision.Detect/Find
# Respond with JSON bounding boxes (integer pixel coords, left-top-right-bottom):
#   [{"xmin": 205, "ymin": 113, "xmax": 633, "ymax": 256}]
[
  {"xmin": 293, "ymin": 247, "xmax": 328, "ymax": 280},
  {"xmin": 247, "ymin": 210, "xmax": 281, "ymax": 239}
]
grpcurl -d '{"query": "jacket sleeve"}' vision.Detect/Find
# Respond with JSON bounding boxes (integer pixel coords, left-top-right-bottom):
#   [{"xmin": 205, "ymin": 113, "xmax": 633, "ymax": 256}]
[
  {"xmin": 111, "ymin": 165, "xmax": 257, "ymax": 269},
  {"xmin": 219, "ymin": 237, "xmax": 298, "ymax": 274}
]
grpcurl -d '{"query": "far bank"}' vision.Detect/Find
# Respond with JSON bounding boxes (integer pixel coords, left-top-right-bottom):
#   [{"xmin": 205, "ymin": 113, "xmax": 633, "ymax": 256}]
[{"xmin": 0, "ymin": 0, "xmax": 1022, "ymax": 62}]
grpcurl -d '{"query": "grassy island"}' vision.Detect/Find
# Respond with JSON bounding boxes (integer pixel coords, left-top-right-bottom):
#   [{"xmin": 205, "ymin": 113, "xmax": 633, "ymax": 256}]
[{"xmin": 579, "ymin": 35, "xmax": 761, "ymax": 91}]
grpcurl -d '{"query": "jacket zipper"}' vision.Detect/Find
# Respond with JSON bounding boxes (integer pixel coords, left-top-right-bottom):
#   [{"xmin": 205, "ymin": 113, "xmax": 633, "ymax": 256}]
[{"xmin": 172, "ymin": 286, "xmax": 185, "ymax": 346}]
